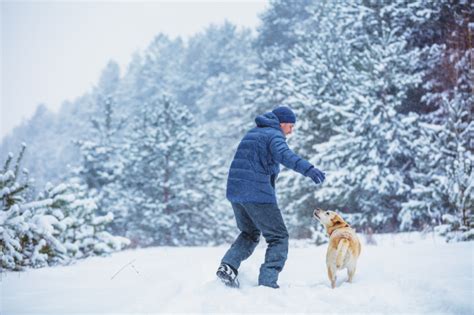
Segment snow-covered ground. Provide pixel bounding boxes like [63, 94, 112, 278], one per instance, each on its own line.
[1, 233, 473, 314]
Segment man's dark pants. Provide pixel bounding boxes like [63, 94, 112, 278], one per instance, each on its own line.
[221, 202, 289, 287]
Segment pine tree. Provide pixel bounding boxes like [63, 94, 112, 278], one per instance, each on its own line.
[121, 95, 220, 246]
[1, 144, 34, 270]
[191, 25, 259, 242]
[137, 34, 185, 108]
[407, 1, 473, 240]
[267, 1, 351, 238]
[313, 1, 436, 231]
[52, 178, 130, 257]
[73, 95, 126, 232]
[256, 0, 314, 68]
[0, 104, 61, 191]
[243, 0, 316, 128]
[1, 144, 128, 271]
[70, 60, 128, 232]
[253, 0, 436, 234]
[1, 144, 70, 270]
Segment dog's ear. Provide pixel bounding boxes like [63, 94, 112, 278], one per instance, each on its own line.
[332, 215, 348, 228]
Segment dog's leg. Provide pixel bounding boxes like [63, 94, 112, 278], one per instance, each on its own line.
[347, 262, 356, 283]
[327, 266, 336, 289]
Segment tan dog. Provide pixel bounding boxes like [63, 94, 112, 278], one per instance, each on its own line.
[313, 208, 361, 288]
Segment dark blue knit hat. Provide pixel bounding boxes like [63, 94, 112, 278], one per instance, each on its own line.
[272, 106, 296, 123]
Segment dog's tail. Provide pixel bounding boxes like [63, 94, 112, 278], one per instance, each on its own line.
[336, 239, 350, 268]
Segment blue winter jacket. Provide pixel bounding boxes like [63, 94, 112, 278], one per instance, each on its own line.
[226, 112, 314, 204]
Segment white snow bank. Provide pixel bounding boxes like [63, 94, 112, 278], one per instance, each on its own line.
[1, 233, 473, 314]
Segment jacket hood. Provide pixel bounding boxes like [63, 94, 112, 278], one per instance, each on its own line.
[255, 112, 281, 130]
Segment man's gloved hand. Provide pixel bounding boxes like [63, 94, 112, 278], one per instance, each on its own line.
[307, 167, 325, 184]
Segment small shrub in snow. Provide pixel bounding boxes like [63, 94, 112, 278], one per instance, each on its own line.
[434, 214, 474, 242]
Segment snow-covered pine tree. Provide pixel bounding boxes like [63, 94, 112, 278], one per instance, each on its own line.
[116, 29, 259, 246]
[255, 0, 314, 69]
[113, 53, 145, 126]
[196, 72, 252, 243]
[73, 95, 126, 233]
[187, 24, 254, 152]
[137, 34, 185, 108]
[49, 178, 130, 258]
[75, 97, 123, 190]
[239, 0, 328, 239]
[399, 50, 472, 235]
[405, 1, 473, 240]
[121, 95, 220, 246]
[189, 23, 257, 122]
[95, 61, 121, 105]
[245, 0, 434, 235]
[265, 1, 352, 239]
[189, 24, 260, 242]
[1, 144, 70, 270]
[1, 144, 129, 271]
[71, 61, 128, 234]
[1, 144, 34, 270]
[307, 0, 433, 232]
[19, 178, 129, 266]
[0, 104, 65, 192]
[242, 0, 316, 127]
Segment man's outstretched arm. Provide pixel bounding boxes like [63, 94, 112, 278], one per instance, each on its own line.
[269, 135, 325, 184]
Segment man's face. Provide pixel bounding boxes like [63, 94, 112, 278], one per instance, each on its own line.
[280, 123, 294, 136]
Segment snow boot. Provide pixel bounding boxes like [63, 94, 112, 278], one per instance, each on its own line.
[216, 263, 240, 288]
[259, 283, 280, 289]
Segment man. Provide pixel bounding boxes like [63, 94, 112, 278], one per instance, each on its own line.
[216, 106, 325, 289]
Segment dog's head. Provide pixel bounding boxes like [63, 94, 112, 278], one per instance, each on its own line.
[313, 208, 349, 235]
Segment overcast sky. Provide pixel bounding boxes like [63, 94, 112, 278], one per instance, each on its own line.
[1, 0, 268, 141]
